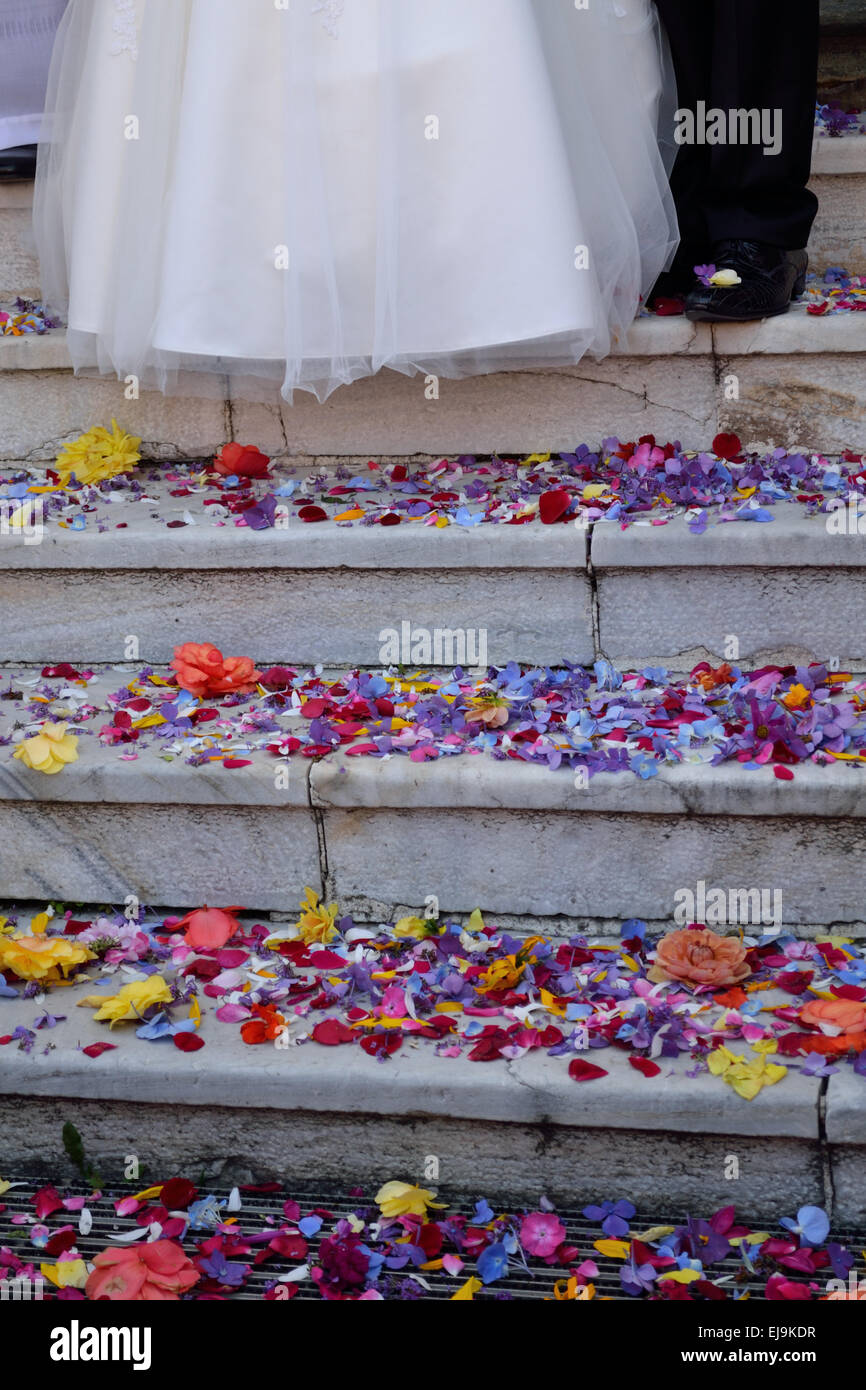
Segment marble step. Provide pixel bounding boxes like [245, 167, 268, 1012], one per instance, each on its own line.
[3, 309, 866, 457]
[820, 2, 866, 107]
[2, 135, 864, 301]
[0, 711, 863, 935]
[0, 972, 840, 1220]
[2, 983, 862, 1221]
[0, 480, 863, 670]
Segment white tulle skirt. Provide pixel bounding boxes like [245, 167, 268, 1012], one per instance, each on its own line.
[0, 0, 69, 150]
[34, 0, 679, 403]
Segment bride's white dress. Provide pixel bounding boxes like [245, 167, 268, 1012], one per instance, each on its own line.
[35, 0, 678, 403]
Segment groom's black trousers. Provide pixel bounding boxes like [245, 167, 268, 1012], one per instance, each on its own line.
[654, 0, 819, 253]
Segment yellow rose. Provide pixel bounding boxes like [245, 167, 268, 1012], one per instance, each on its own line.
[78, 975, 173, 1027]
[13, 722, 79, 774]
[708, 268, 742, 288]
[0, 934, 93, 983]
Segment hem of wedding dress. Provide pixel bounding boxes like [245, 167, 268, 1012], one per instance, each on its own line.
[62, 322, 629, 406]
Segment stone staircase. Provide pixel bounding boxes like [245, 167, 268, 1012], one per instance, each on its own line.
[2, 50, 866, 1220]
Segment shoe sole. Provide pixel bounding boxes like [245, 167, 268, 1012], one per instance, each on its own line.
[684, 301, 797, 324]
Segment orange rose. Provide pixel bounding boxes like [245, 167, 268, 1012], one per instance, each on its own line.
[170, 642, 262, 698]
[175, 905, 244, 950]
[86, 1241, 199, 1301]
[651, 928, 750, 988]
[212, 442, 270, 478]
[799, 998, 866, 1036]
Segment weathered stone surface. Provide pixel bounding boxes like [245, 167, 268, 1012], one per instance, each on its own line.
[0, 206, 39, 298]
[0, 992, 826, 1215]
[592, 509, 864, 569]
[812, 134, 866, 176]
[0, 368, 229, 462]
[809, 172, 866, 271]
[310, 758, 866, 930]
[0, 802, 320, 909]
[598, 566, 866, 668]
[230, 355, 718, 457]
[717, 352, 866, 453]
[826, 1148, 866, 1227]
[0, 493, 589, 570]
[5, 312, 866, 458]
[825, 1064, 866, 1145]
[0, 983, 823, 1135]
[0, 1095, 827, 1219]
[0, 498, 591, 666]
[310, 754, 866, 819]
[819, 34, 866, 106]
[593, 512, 866, 668]
[1, 725, 863, 926]
[0, 565, 592, 666]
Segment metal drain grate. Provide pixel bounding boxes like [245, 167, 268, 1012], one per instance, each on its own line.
[2, 1179, 859, 1300]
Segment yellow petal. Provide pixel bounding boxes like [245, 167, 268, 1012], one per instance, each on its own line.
[594, 1239, 631, 1260]
[451, 1276, 483, 1300]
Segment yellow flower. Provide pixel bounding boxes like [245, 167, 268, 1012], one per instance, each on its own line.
[480, 955, 525, 992]
[13, 722, 79, 774]
[0, 934, 93, 983]
[375, 1181, 447, 1220]
[55, 419, 141, 487]
[707, 1045, 787, 1100]
[709, 268, 742, 288]
[781, 683, 812, 711]
[294, 886, 340, 945]
[41, 1258, 88, 1290]
[393, 916, 435, 939]
[78, 975, 173, 1027]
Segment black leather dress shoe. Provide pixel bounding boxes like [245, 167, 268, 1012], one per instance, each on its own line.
[0, 144, 38, 180]
[684, 241, 808, 323]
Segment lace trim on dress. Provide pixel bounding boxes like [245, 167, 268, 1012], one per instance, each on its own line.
[311, 0, 344, 38]
[111, 0, 139, 60]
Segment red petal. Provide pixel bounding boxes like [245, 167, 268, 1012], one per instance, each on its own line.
[629, 1056, 661, 1078]
[568, 1058, 608, 1082]
[312, 1019, 356, 1046]
[538, 488, 572, 525]
[773, 765, 795, 781]
[81, 1042, 117, 1059]
[300, 699, 327, 719]
[173, 1032, 205, 1052]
